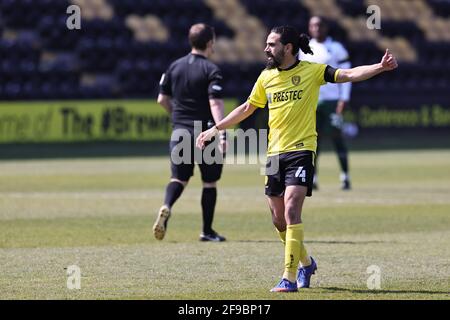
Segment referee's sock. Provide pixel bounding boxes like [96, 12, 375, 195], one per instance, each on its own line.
[201, 187, 217, 234]
[164, 181, 185, 208]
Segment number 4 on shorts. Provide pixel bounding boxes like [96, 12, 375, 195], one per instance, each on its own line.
[295, 166, 306, 182]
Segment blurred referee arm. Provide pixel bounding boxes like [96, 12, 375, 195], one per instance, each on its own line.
[208, 69, 235, 153]
[157, 93, 172, 114]
[209, 98, 227, 153]
[196, 102, 257, 149]
[335, 49, 398, 83]
[209, 98, 225, 123]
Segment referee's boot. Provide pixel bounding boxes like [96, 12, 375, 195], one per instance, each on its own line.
[199, 229, 226, 242]
[340, 173, 351, 190]
[153, 205, 171, 240]
[341, 179, 351, 190]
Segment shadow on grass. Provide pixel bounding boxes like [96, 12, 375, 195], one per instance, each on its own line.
[308, 240, 391, 244]
[321, 287, 449, 295]
[232, 240, 391, 244]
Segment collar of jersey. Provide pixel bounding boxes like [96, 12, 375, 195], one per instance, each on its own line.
[190, 53, 207, 59]
[277, 59, 300, 72]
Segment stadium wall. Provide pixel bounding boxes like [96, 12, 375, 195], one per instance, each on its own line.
[0, 99, 238, 143]
[0, 100, 449, 144]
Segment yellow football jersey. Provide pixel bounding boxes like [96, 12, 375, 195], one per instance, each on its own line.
[248, 60, 335, 156]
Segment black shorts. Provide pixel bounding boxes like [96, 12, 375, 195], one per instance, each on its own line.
[169, 128, 223, 183]
[265, 151, 315, 197]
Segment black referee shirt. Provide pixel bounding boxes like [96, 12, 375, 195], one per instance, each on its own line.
[159, 53, 224, 128]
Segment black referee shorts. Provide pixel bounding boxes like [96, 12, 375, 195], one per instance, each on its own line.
[265, 151, 315, 197]
[169, 129, 223, 183]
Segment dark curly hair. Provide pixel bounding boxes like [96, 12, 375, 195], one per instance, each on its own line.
[271, 25, 313, 55]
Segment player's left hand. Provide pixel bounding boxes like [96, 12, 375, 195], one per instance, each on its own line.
[196, 126, 218, 149]
[381, 49, 398, 71]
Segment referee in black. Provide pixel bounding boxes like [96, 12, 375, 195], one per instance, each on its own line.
[153, 23, 227, 242]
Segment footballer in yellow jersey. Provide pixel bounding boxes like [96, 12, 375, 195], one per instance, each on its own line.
[248, 59, 338, 156]
[196, 25, 397, 293]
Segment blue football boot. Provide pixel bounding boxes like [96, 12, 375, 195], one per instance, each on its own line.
[270, 278, 298, 292]
[297, 257, 317, 288]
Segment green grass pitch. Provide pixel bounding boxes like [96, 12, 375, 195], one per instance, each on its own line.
[0, 150, 449, 299]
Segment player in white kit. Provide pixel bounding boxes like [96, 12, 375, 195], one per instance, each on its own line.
[299, 16, 352, 190]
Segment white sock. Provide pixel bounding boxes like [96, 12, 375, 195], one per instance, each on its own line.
[340, 172, 349, 181]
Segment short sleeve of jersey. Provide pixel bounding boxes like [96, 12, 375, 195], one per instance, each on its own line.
[159, 66, 172, 96]
[314, 63, 338, 85]
[315, 63, 328, 86]
[208, 66, 224, 99]
[247, 73, 267, 108]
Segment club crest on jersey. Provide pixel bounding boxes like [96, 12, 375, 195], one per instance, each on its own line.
[291, 75, 301, 86]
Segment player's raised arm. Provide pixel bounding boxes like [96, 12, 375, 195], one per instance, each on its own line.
[196, 102, 258, 149]
[335, 49, 398, 83]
